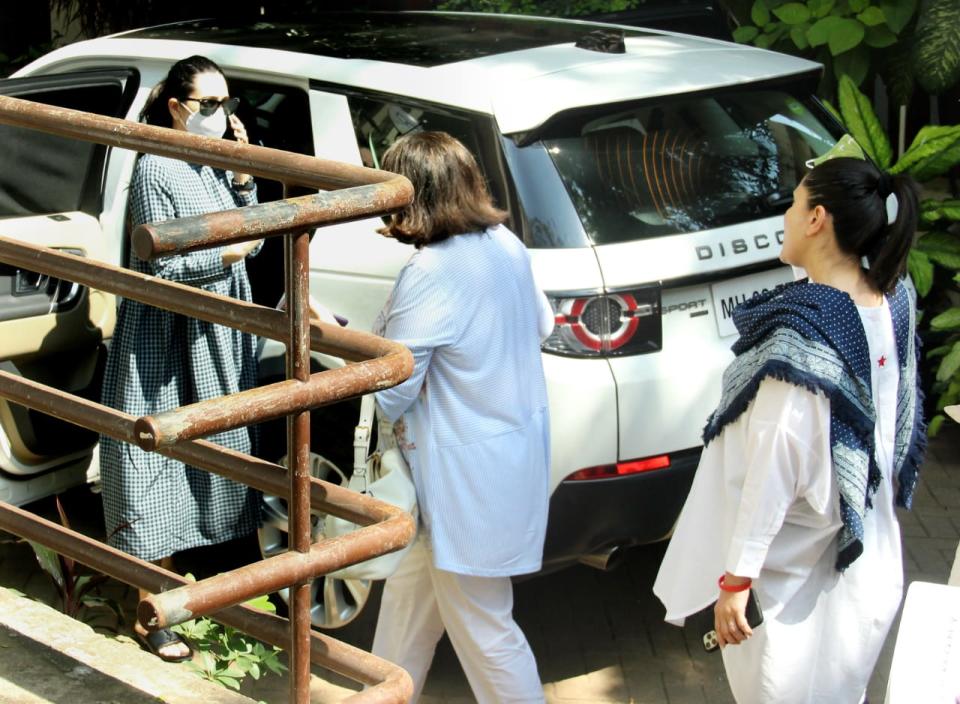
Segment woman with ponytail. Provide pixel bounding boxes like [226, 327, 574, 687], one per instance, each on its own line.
[654, 156, 926, 703]
[100, 55, 262, 662]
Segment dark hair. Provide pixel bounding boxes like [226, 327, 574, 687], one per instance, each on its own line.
[803, 157, 919, 294]
[139, 55, 224, 127]
[378, 131, 507, 247]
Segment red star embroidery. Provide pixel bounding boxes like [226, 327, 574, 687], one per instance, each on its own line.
[878, 355, 887, 367]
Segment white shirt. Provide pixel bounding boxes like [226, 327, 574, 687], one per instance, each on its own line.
[654, 298, 903, 703]
[375, 225, 552, 577]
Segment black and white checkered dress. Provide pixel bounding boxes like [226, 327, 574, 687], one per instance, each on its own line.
[100, 154, 261, 561]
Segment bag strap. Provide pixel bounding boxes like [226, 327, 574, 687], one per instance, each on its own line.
[353, 394, 376, 483]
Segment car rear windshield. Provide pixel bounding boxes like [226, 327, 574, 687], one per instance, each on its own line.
[542, 90, 837, 245]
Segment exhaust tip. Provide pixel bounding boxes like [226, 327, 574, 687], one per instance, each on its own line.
[578, 546, 625, 572]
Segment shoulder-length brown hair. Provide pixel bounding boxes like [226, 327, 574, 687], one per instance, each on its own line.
[378, 131, 507, 247]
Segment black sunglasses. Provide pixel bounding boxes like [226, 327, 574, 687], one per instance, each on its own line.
[181, 96, 240, 117]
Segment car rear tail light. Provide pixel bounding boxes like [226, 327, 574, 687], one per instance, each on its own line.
[542, 284, 661, 357]
[565, 454, 671, 481]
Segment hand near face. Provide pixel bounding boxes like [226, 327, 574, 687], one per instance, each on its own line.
[229, 114, 248, 144]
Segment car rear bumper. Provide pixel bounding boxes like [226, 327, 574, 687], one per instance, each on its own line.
[540, 447, 701, 571]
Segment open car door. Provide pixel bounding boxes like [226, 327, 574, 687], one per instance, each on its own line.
[0, 68, 137, 503]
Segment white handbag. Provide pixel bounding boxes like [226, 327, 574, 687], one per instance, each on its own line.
[324, 394, 418, 580]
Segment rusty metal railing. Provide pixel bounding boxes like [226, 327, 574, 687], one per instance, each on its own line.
[0, 94, 416, 703]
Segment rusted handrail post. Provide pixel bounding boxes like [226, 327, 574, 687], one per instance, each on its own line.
[0, 94, 417, 704]
[285, 194, 314, 701]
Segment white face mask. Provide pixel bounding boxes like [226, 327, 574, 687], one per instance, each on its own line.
[183, 105, 227, 139]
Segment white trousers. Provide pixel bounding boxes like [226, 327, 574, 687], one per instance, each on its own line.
[372, 536, 545, 704]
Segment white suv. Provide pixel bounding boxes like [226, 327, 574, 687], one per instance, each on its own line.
[0, 12, 838, 627]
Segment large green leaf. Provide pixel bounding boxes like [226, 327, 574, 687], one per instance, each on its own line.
[734, 25, 760, 42]
[937, 340, 960, 382]
[879, 39, 915, 106]
[849, 0, 870, 11]
[834, 45, 871, 85]
[891, 124, 960, 181]
[769, 24, 791, 46]
[920, 199, 960, 224]
[837, 74, 893, 167]
[864, 24, 897, 47]
[912, 0, 960, 95]
[808, 15, 842, 46]
[245, 593, 277, 614]
[791, 23, 811, 48]
[829, 18, 866, 55]
[931, 307, 960, 331]
[914, 230, 960, 269]
[754, 33, 775, 48]
[809, 0, 836, 17]
[27, 542, 64, 591]
[857, 6, 886, 26]
[881, 0, 917, 33]
[928, 343, 954, 359]
[929, 413, 945, 437]
[773, 2, 810, 23]
[752, 0, 771, 26]
[907, 249, 934, 297]
[821, 98, 844, 126]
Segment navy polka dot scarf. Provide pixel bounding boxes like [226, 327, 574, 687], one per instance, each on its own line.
[703, 279, 926, 570]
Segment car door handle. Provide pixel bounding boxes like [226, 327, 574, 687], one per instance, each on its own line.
[0, 249, 84, 321]
[13, 268, 50, 295]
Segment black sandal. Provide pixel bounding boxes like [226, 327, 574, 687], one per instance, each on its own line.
[136, 628, 193, 663]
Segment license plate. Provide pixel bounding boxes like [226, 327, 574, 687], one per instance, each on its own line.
[711, 267, 794, 338]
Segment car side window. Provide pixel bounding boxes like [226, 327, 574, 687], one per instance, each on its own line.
[346, 95, 512, 228]
[228, 79, 314, 204]
[0, 73, 136, 218]
[226, 79, 313, 308]
[348, 96, 483, 169]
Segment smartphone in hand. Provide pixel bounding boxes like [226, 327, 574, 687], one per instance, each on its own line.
[700, 588, 764, 652]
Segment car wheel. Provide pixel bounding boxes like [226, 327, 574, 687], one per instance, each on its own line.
[258, 453, 373, 630]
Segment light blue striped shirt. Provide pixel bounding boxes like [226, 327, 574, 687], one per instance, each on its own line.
[376, 225, 551, 577]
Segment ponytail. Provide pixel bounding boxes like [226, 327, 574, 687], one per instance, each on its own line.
[139, 80, 171, 126]
[803, 157, 920, 294]
[865, 172, 919, 294]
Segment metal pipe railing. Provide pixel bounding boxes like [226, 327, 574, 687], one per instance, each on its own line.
[0, 370, 399, 527]
[0, 93, 416, 703]
[0, 95, 412, 194]
[0, 235, 408, 363]
[132, 185, 406, 259]
[0, 503, 413, 703]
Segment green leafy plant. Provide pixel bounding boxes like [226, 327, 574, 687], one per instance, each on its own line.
[730, 0, 960, 159]
[171, 588, 286, 691]
[26, 496, 124, 631]
[731, 0, 919, 91]
[833, 76, 960, 436]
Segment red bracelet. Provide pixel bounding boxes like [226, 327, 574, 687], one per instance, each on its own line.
[718, 575, 752, 592]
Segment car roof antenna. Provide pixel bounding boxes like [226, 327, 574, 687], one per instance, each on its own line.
[575, 29, 626, 54]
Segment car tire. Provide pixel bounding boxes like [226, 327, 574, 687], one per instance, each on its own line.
[258, 451, 384, 635]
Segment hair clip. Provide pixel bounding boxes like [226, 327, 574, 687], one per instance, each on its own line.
[885, 192, 899, 225]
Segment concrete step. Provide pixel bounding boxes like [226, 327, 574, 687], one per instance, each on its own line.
[0, 586, 257, 704]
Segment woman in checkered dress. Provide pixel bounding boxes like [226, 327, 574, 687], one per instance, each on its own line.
[99, 56, 262, 660]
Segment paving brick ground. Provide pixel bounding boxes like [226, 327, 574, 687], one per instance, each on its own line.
[1, 423, 957, 703]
